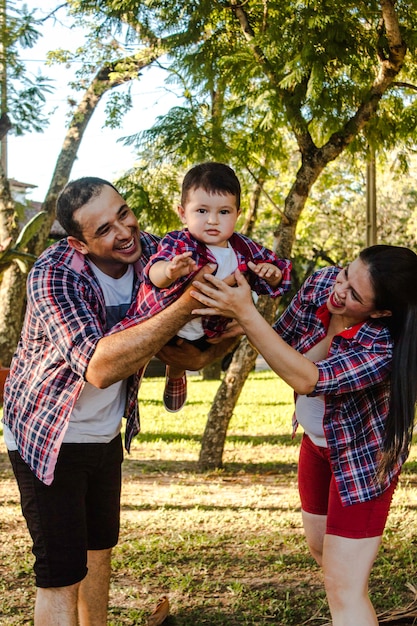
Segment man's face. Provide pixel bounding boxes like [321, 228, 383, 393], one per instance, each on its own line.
[68, 184, 142, 278]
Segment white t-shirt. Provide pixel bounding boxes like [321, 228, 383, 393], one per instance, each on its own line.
[63, 262, 134, 443]
[295, 394, 326, 447]
[178, 243, 238, 341]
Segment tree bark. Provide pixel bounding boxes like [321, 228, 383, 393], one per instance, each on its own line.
[0, 166, 19, 366]
[241, 175, 264, 238]
[199, 295, 277, 469]
[0, 264, 26, 364]
[0, 163, 16, 243]
[202, 359, 223, 381]
[0, 52, 162, 366]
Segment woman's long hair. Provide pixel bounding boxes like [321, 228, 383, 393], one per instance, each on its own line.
[360, 245, 417, 477]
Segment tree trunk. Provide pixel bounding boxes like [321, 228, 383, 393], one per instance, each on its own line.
[0, 162, 16, 242]
[0, 265, 26, 365]
[0, 53, 162, 365]
[241, 175, 264, 238]
[197, 0, 407, 471]
[0, 165, 20, 365]
[199, 294, 277, 469]
[202, 358, 223, 380]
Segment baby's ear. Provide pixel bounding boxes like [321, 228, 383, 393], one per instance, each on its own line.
[177, 205, 187, 225]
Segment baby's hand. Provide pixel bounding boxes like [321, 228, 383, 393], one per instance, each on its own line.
[247, 261, 282, 287]
[166, 251, 197, 281]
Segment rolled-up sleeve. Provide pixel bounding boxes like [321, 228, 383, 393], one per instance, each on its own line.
[313, 343, 393, 397]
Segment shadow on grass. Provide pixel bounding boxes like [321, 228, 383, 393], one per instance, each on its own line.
[124, 457, 299, 476]
[142, 398, 291, 408]
[121, 500, 301, 513]
[136, 432, 299, 447]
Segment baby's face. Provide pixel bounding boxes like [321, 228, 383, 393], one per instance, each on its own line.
[178, 187, 240, 247]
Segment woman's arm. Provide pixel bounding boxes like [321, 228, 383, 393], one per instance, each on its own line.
[191, 269, 319, 394]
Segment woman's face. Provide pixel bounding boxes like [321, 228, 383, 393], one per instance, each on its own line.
[326, 257, 391, 328]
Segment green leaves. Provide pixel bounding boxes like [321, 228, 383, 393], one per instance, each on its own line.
[14, 210, 48, 249]
[66, 0, 416, 261]
[0, 211, 48, 276]
[2, 2, 53, 135]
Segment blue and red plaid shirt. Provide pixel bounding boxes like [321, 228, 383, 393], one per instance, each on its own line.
[134, 229, 292, 336]
[273, 265, 403, 506]
[2, 232, 160, 485]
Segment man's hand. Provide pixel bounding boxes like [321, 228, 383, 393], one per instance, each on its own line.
[205, 319, 243, 343]
[157, 332, 241, 371]
[177, 263, 218, 310]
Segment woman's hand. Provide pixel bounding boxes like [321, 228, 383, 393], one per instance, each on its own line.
[190, 269, 255, 322]
[191, 267, 319, 395]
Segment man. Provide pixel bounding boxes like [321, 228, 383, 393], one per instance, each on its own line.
[2, 177, 237, 626]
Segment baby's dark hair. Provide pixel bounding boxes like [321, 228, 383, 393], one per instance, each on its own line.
[181, 162, 241, 209]
[56, 177, 119, 241]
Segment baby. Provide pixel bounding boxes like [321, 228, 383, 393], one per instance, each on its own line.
[138, 162, 291, 411]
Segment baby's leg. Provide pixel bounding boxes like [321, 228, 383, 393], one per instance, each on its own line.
[163, 366, 187, 413]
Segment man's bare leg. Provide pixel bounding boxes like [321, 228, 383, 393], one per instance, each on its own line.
[78, 548, 112, 626]
[35, 584, 79, 626]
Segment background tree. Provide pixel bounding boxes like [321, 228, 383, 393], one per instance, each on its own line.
[85, 0, 416, 467]
[0, 0, 52, 364]
[199, 0, 414, 469]
[1, 1, 416, 471]
[0, 3, 173, 365]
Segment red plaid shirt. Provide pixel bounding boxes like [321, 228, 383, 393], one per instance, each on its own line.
[273, 266, 403, 506]
[134, 229, 292, 336]
[2, 233, 160, 485]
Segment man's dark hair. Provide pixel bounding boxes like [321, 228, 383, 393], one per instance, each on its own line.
[181, 162, 241, 209]
[56, 177, 119, 241]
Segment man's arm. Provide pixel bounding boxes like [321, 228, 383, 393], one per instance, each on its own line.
[86, 267, 213, 388]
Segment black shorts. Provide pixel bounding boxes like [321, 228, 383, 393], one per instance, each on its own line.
[9, 434, 123, 588]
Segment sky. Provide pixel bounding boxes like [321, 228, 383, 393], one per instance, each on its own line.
[7, 2, 180, 202]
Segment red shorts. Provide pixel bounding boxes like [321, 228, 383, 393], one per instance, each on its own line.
[298, 434, 398, 539]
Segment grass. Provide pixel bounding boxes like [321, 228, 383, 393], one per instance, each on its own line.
[1, 369, 417, 624]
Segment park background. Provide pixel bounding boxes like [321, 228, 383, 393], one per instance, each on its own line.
[1, 1, 417, 623]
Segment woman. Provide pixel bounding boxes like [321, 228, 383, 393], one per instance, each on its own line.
[191, 245, 417, 626]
